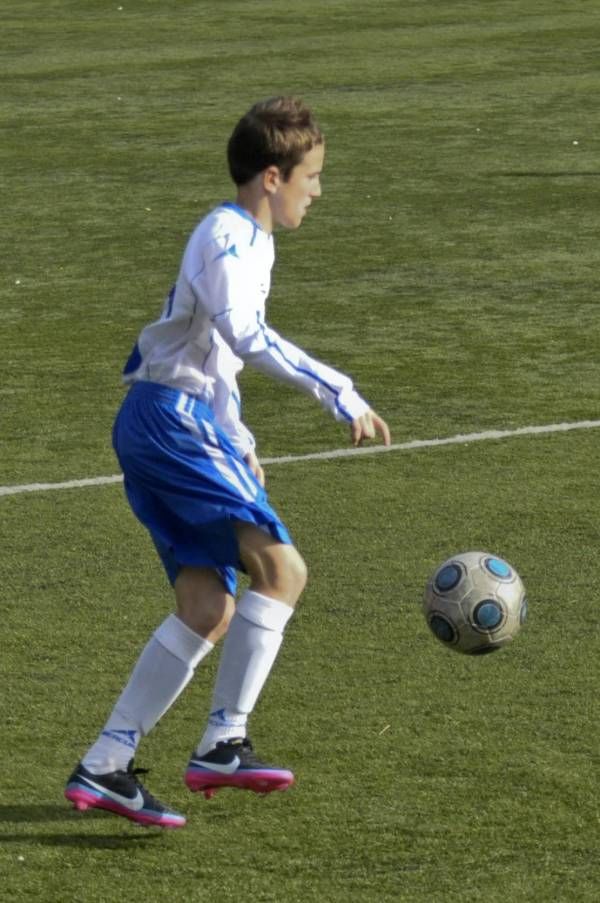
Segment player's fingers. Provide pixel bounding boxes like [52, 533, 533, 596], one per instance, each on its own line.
[351, 412, 390, 447]
[362, 411, 376, 438]
[372, 413, 391, 446]
[351, 419, 362, 446]
[244, 452, 265, 486]
[250, 460, 265, 486]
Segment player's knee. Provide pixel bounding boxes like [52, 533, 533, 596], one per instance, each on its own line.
[244, 543, 307, 606]
[266, 544, 307, 605]
[286, 546, 308, 598]
[235, 523, 307, 605]
[174, 567, 235, 642]
[203, 595, 236, 640]
[180, 594, 235, 642]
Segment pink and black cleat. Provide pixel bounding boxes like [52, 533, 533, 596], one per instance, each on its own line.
[184, 737, 295, 800]
[65, 759, 186, 828]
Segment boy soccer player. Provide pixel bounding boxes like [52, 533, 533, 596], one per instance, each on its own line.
[65, 97, 390, 828]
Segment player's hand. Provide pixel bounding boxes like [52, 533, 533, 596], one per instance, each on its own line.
[244, 450, 265, 486]
[350, 410, 391, 447]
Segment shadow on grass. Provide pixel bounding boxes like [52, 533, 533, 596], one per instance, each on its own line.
[1, 831, 163, 849]
[0, 803, 97, 824]
[0, 804, 168, 846]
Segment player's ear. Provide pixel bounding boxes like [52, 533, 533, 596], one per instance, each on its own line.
[263, 165, 281, 195]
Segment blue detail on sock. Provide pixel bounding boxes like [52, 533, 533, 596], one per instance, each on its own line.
[101, 729, 139, 750]
[208, 708, 245, 727]
[209, 708, 227, 724]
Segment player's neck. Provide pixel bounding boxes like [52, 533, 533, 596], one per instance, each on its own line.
[235, 185, 273, 234]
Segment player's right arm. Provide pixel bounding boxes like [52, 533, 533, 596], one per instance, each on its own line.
[350, 410, 391, 448]
[199, 252, 389, 444]
[191, 215, 391, 447]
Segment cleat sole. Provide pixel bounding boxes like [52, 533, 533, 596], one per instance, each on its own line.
[64, 787, 186, 829]
[185, 769, 294, 797]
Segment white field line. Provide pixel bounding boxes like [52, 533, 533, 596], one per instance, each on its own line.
[1, 418, 599, 499]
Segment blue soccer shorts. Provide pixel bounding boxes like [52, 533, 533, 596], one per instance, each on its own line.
[112, 381, 292, 595]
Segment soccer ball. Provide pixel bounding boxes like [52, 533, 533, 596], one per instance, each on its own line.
[423, 551, 527, 655]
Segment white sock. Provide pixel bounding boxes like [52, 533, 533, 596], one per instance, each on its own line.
[195, 590, 294, 756]
[82, 614, 213, 774]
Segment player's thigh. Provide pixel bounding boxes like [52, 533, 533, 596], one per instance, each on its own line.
[234, 521, 307, 605]
[174, 566, 235, 642]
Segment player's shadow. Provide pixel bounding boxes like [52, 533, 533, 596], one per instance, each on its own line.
[0, 803, 86, 824]
[0, 804, 164, 847]
[2, 831, 161, 848]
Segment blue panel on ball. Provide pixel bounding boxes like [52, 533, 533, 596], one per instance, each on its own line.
[485, 557, 512, 579]
[435, 564, 462, 592]
[430, 615, 456, 643]
[520, 598, 528, 624]
[474, 600, 503, 629]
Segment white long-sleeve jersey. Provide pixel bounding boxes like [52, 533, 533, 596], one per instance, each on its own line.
[123, 202, 370, 456]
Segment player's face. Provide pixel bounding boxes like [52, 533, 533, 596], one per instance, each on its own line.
[271, 143, 325, 230]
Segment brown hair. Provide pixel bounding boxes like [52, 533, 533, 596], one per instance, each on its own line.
[227, 96, 323, 186]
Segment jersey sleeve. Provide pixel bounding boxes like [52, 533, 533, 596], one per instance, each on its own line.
[193, 232, 370, 425]
[213, 308, 370, 423]
[192, 235, 258, 321]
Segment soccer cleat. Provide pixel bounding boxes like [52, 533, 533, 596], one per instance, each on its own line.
[64, 759, 186, 828]
[184, 737, 295, 799]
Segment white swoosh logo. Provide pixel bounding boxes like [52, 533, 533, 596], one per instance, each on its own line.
[194, 755, 240, 775]
[83, 777, 145, 811]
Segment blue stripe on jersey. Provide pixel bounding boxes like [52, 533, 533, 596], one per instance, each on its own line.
[220, 202, 264, 236]
[256, 316, 353, 422]
[213, 243, 239, 262]
[123, 342, 142, 376]
[201, 334, 215, 375]
[165, 285, 176, 318]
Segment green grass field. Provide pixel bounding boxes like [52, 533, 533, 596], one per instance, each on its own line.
[2, 1, 599, 900]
